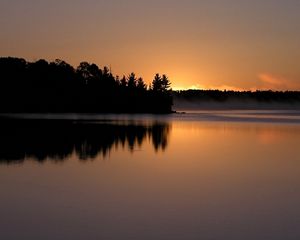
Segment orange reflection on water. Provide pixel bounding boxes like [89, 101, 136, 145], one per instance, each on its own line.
[1, 120, 300, 239]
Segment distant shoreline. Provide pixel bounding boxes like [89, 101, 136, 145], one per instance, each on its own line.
[173, 89, 300, 111]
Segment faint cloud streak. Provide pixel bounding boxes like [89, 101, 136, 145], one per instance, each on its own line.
[256, 73, 300, 91]
[174, 73, 300, 91]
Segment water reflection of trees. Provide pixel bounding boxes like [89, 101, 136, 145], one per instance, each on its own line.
[0, 119, 170, 164]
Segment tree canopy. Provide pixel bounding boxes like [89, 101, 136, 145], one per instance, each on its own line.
[0, 57, 173, 113]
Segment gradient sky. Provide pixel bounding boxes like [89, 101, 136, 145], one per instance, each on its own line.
[1, 0, 300, 90]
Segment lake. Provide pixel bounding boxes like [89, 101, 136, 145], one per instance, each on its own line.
[0, 111, 300, 240]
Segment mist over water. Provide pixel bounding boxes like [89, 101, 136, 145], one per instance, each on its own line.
[173, 97, 300, 111]
[0, 113, 300, 240]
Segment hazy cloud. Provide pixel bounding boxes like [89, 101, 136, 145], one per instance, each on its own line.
[256, 73, 300, 91]
[174, 73, 300, 91]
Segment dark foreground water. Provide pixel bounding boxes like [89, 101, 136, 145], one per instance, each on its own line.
[0, 111, 300, 240]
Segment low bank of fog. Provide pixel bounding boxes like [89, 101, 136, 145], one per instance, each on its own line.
[173, 97, 300, 111]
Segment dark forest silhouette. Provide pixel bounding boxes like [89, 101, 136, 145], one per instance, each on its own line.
[0, 118, 170, 164]
[0, 57, 173, 113]
[2, 57, 300, 113]
[174, 89, 300, 102]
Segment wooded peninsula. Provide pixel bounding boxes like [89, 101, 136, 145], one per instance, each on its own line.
[1, 57, 300, 113]
[0, 57, 173, 113]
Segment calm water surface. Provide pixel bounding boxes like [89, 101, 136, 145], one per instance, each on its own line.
[0, 111, 300, 240]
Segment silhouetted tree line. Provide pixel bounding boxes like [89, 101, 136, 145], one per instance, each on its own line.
[0, 118, 170, 164]
[173, 89, 300, 103]
[0, 57, 173, 113]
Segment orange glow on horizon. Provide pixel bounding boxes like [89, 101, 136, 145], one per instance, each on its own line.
[1, 1, 300, 91]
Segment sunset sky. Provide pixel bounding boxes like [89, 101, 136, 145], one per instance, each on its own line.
[1, 0, 300, 90]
